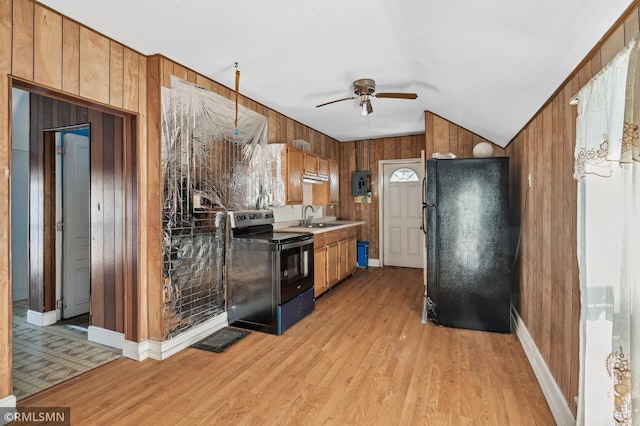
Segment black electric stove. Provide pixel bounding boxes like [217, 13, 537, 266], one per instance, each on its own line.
[227, 210, 315, 334]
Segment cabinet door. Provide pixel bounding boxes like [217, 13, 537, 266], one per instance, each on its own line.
[303, 152, 318, 176]
[314, 247, 327, 297]
[329, 160, 339, 204]
[338, 239, 350, 280]
[312, 181, 329, 205]
[326, 243, 340, 286]
[348, 237, 357, 275]
[318, 158, 330, 179]
[285, 145, 304, 204]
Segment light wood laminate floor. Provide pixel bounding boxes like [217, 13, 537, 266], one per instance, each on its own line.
[20, 267, 555, 425]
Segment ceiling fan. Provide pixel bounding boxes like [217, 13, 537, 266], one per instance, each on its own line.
[316, 78, 418, 116]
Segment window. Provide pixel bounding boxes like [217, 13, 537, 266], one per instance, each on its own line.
[390, 167, 419, 182]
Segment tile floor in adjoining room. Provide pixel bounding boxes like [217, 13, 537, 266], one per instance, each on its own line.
[12, 300, 122, 400]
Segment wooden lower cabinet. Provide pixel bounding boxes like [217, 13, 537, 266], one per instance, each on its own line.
[326, 242, 340, 287]
[348, 236, 357, 275]
[338, 239, 350, 280]
[314, 226, 359, 297]
[314, 245, 327, 298]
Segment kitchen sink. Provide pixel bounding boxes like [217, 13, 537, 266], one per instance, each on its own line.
[299, 222, 340, 228]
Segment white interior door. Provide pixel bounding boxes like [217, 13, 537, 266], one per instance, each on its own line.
[382, 161, 424, 268]
[61, 132, 91, 318]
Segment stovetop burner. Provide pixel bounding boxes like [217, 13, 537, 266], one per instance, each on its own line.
[233, 231, 312, 244]
[228, 210, 312, 244]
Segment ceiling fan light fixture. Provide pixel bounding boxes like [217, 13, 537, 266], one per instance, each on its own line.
[360, 94, 372, 116]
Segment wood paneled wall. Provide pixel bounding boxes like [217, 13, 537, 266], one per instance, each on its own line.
[338, 118, 503, 260]
[0, 0, 148, 399]
[425, 111, 506, 159]
[506, 3, 640, 414]
[27, 94, 130, 333]
[144, 55, 341, 340]
[338, 134, 425, 260]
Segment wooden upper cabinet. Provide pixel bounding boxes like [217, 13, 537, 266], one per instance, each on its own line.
[318, 157, 330, 180]
[272, 143, 336, 205]
[329, 160, 339, 204]
[285, 145, 304, 204]
[312, 159, 340, 205]
[304, 152, 318, 177]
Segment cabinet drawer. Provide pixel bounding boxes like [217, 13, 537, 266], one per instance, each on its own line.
[325, 230, 338, 245]
[348, 227, 357, 238]
[314, 234, 326, 249]
[336, 229, 348, 241]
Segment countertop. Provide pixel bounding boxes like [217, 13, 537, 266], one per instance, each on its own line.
[274, 219, 366, 234]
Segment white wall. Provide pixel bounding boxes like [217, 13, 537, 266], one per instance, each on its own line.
[11, 88, 29, 301]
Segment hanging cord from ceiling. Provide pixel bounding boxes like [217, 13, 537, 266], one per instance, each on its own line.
[234, 62, 240, 135]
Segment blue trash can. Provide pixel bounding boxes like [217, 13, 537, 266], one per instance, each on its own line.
[357, 241, 369, 268]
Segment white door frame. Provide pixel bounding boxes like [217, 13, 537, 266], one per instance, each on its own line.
[378, 154, 424, 267]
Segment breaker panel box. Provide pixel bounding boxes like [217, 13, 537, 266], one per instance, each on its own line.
[352, 171, 371, 196]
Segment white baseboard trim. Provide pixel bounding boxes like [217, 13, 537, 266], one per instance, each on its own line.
[0, 395, 16, 408]
[367, 258, 381, 267]
[122, 312, 228, 362]
[26, 309, 57, 327]
[122, 339, 150, 361]
[88, 326, 125, 350]
[511, 305, 575, 426]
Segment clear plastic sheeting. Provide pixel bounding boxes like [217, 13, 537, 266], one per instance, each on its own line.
[160, 76, 269, 339]
[266, 144, 286, 207]
[162, 76, 270, 210]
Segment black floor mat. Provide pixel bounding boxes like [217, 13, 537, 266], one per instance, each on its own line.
[191, 327, 250, 353]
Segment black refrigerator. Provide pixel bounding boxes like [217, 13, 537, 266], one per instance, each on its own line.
[422, 157, 511, 333]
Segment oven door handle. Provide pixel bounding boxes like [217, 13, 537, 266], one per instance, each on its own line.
[280, 238, 314, 251]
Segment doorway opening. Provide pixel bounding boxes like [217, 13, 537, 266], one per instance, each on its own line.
[379, 158, 425, 268]
[9, 85, 138, 400]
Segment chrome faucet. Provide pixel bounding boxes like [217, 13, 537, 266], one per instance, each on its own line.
[302, 205, 315, 226]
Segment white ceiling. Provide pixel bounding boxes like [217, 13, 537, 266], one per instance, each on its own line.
[39, 0, 633, 147]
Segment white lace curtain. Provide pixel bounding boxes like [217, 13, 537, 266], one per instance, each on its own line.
[574, 35, 640, 425]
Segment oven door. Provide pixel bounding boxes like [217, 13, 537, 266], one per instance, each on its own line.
[278, 239, 314, 304]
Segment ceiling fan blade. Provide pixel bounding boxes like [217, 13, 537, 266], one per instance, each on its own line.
[374, 92, 418, 100]
[316, 96, 357, 108]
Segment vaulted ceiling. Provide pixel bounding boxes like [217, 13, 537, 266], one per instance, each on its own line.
[38, 0, 633, 147]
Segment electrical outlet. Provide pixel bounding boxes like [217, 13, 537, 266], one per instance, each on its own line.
[527, 173, 532, 188]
